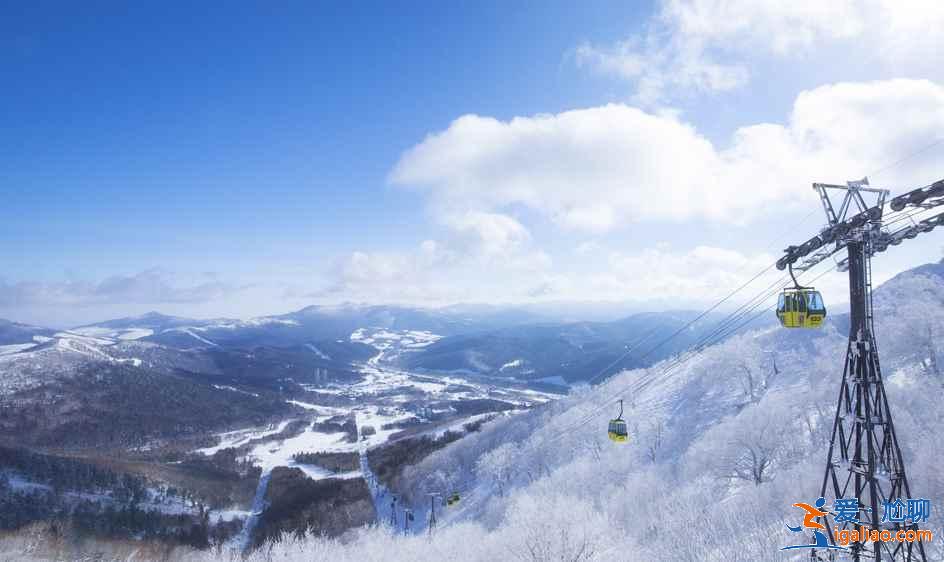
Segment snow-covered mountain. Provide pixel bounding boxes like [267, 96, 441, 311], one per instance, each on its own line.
[0, 305, 533, 448]
[0, 306, 744, 396]
[0, 320, 220, 396]
[0, 318, 56, 346]
[399, 310, 746, 384]
[159, 259, 943, 562]
[2, 263, 942, 561]
[51, 305, 545, 351]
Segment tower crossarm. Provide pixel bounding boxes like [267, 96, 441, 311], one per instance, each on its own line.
[874, 210, 944, 254]
[888, 178, 944, 211]
[776, 178, 944, 272]
[776, 204, 883, 271]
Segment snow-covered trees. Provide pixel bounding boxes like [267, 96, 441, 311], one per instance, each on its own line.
[643, 419, 664, 463]
[475, 443, 517, 497]
[201, 289, 936, 561]
[874, 272, 944, 379]
[687, 403, 798, 486]
[7, 266, 938, 562]
[504, 495, 613, 562]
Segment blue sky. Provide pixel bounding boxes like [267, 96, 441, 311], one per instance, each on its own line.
[2, 1, 650, 276]
[2, 1, 944, 326]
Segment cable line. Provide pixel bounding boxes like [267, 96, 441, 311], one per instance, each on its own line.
[583, 208, 820, 387]
[544, 263, 836, 446]
[868, 137, 944, 178]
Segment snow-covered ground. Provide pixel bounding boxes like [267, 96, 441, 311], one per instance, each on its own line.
[285, 400, 346, 415]
[200, 335, 556, 551]
[212, 384, 260, 397]
[429, 412, 504, 439]
[245, 422, 360, 480]
[239, 405, 415, 479]
[305, 343, 331, 360]
[0, 330, 154, 394]
[3, 471, 242, 523]
[350, 328, 442, 353]
[0, 343, 37, 355]
[498, 359, 522, 371]
[181, 267, 944, 562]
[236, 470, 273, 551]
[311, 358, 558, 406]
[1, 319, 565, 554]
[161, 327, 220, 347]
[69, 326, 154, 341]
[196, 421, 294, 456]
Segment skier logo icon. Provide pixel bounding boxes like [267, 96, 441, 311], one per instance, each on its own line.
[780, 497, 847, 551]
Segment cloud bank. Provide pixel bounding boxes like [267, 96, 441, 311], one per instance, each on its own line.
[0, 269, 235, 309]
[391, 80, 944, 235]
[576, 0, 944, 104]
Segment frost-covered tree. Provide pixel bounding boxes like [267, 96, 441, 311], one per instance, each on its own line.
[643, 419, 664, 463]
[476, 443, 517, 497]
[504, 495, 613, 562]
[874, 272, 944, 378]
[688, 403, 797, 486]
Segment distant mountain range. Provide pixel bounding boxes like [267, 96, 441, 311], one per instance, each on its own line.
[396, 310, 747, 384]
[0, 284, 855, 449]
[0, 301, 771, 396]
[1, 260, 940, 553]
[0, 318, 56, 345]
[53, 304, 547, 350]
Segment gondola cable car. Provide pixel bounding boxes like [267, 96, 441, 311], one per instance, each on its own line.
[607, 399, 629, 443]
[776, 263, 827, 329]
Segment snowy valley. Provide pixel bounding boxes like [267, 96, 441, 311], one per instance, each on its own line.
[188, 264, 944, 562]
[1, 261, 942, 561]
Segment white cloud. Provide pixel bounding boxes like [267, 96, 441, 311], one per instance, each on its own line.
[662, 0, 863, 54]
[509, 244, 779, 306]
[336, 240, 453, 286]
[0, 269, 235, 309]
[576, 0, 944, 104]
[320, 232, 782, 307]
[342, 251, 413, 284]
[390, 80, 944, 234]
[322, 219, 552, 305]
[444, 211, 532, 259]
[575, 38, 748, 105]
[391, 105, 719, 231]
[574, 240, 602, 256]
[601, 245, 773, 298]
[374, 4, 944, 309]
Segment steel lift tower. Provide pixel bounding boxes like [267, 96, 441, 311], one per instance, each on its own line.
[777, 177, 944, 561]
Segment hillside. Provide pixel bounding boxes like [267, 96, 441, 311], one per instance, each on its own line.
[1, 263, 942, 561]
[397, 311, 742, 384]
[173, 260, 942, 561]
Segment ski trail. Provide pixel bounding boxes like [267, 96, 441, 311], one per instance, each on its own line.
[357, 416, 394, 528]
[358, 432, 383, 504]
[236, 468, 272, 551]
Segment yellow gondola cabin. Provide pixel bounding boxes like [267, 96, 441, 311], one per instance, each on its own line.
[777, 287, 826, 328]
[608, 399, 629, 443]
